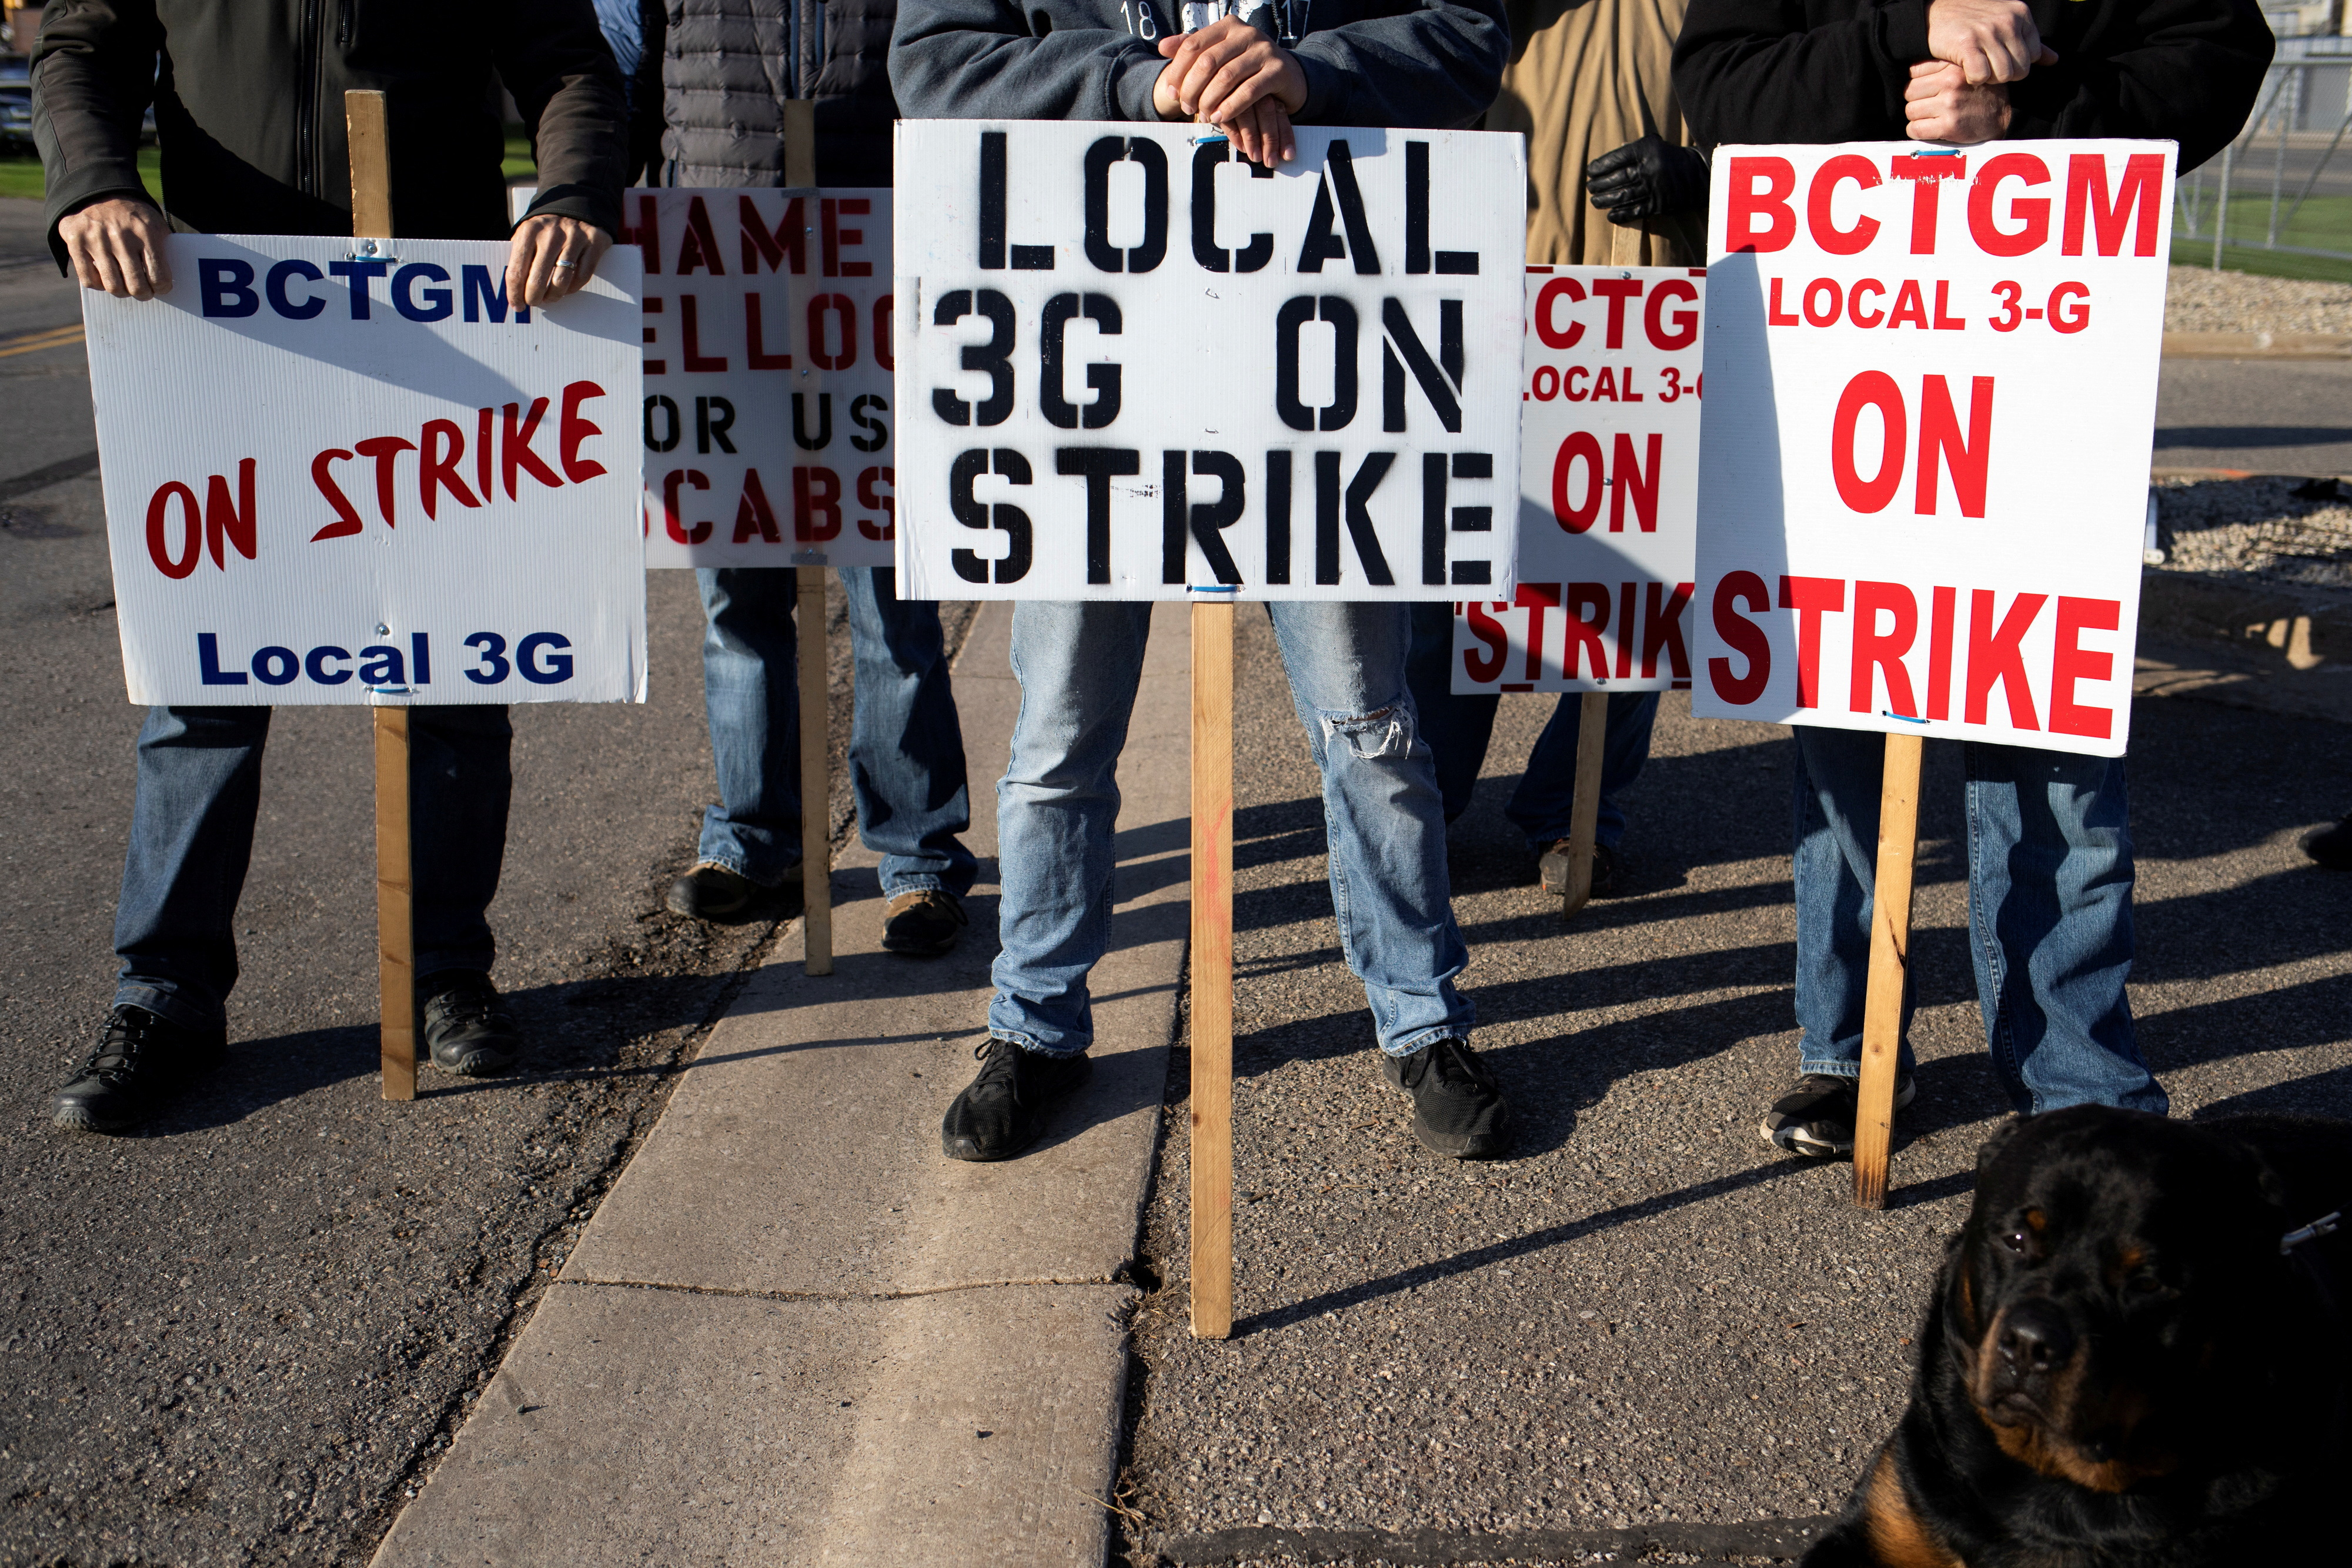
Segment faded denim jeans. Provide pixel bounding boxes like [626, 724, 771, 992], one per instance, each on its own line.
[989, 600, 1474, 1058]
[1790, 726, 2166, 1116]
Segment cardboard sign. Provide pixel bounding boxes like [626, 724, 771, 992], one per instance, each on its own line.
[85, 234, 646, 706]
[1690, 140, 2172, 758]
[1452, 264, 1704, 695]
[621, 189, 899, 569]
[893, 121, 1525, 600]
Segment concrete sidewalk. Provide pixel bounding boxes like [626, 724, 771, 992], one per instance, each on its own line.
[372, 602, 1191, 1567]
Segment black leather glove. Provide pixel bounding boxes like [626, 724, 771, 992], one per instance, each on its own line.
[1584, 135, 1710, 226]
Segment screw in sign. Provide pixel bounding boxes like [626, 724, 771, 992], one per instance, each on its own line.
[1689, 139, 2173, 758]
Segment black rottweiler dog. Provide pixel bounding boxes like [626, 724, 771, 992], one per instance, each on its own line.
[1806, 1106, 2352, 1567]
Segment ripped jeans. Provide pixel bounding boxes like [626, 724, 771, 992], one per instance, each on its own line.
[989, 600, 1474, 1058]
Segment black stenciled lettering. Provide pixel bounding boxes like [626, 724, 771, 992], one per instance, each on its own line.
[695, 395, 737, 454]
[950, 447, 1034, 583]
[1421, 452, 1446, 584]
[849, 393, 889, 453]
[1084, 137, 1170, 275]
[1190, 450, 1246, 586]
[1039, 293, 1124, 430]
[644, 394, 681, 452]
[1451, 450, 1492, 530]
[1380, 297, 1463, 433]
[791, 392, 832, 450]
[1265, 451, 1292, 584]
[932, 289, 1017, 427]
[979, 133, 1007, 270]
[1275, 296, 1359, 433]
[1406, 142, 1431, 275]
[1191, 143, 1274, 274]
[1057, 447, 1140, 584]
[1295, 141, 1381, 275]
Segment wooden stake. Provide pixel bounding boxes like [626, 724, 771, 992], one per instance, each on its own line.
[346, 89, 416, 1102]
[1853, 731, 1924, 1209]
[1558, 690, 1609, 920]
[783, 99, 817, 186]
[1190, 599, 1235, 1340]
[798, 565, 834, 977]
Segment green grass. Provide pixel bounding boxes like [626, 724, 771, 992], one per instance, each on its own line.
[0, 138, 530, 203]
[2171, 192, 2352, 284]
[0, 145, 161, 203]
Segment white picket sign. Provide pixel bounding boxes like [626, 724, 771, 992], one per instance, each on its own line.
[893, 120, 1526, 600]
[1452, 263, 1705, 695]
[85, 234, 646, 706]
[1690, 139, 2173, 758]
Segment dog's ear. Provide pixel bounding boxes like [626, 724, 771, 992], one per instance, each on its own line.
[1974, 1114, 2028, 1181]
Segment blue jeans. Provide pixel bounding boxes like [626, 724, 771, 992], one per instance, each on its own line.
[1404, 600, 1658, 851]
[115, 704, 511, 1031]
[1790, 727, 2166, 1116]
[694, 566, 977, 898]
[990, 600, 1474, 1059]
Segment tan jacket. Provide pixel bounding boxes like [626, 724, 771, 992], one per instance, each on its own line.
[1487, 0, 1703, 267]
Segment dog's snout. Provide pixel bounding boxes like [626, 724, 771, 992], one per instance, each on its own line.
[1999, 1300, 2076, 1379]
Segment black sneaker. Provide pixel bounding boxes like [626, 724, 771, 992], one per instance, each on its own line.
[1760, 1072, 1916, 1158]
[52, 1005, 226, 1133]
[1382, 1037, 1511, 1158]
[1537, 840, 1628, 899]
[420, 971, 523, 1077]
[941, 1037, 1093, 1162]
[2302, 816, 2352, 870]
[883, 889, 967, 957]
[666, 863, 760, 920]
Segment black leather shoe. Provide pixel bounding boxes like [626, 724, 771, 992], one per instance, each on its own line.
[1382, 1037, 1511, 1158]
[420, 971, 522, 1076]
[883, 890, 967, 957]
[52, 1005, 225, 1134]
[941, 1037, 1093, 1161]
[2303, 816, 2352, 870]
[667, 863, 757, 919]
[1538, 839, 1628, 899]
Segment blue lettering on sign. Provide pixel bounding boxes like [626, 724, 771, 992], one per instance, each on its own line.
[197, 633, 249, 684]
[517, 631, 574, 684]
[193, 632, 582, 688]
[197, 255, 530, 325]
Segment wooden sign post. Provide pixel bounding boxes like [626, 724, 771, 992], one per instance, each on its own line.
[1190, 597, 1236, 1340]
[346, 89, 419, 1104]
[783, 100, 834, 978]
[1556, 690, 1609, 921]
[1852, 732, 1923, 1208]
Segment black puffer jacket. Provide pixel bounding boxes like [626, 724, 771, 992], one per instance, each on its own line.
[655, 0, 897, 187]
[32, 0, 626, 261]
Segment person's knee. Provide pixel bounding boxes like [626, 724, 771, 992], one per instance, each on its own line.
[1317, 698, 1415, 761]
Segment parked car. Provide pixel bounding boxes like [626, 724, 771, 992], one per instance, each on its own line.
[0, 54, 29, 154]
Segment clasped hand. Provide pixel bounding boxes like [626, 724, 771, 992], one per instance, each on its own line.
[1152, 16, 1308, 168]
[1909, 0, 2059, 145]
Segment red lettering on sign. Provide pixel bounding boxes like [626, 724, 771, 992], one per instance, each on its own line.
[310, 449, 365, 542]
[663, 468, 713, 544]
[1808, 155, 1882, 255]
[2063, 153, 2164, 258]
[821, 198, 873, 278]
[857, 466, 896, 540]
[1831, 372, 1907, 513]
[1515, 583, 1559, 680]
[1887, 280, 1929, 329]
[1966, 589, 2045, 728]
[1926, 584, 1957, 720]
[1643, 581, 1694, 680]
[204, 459, 257, 570]
[1967, 153, 2051, 256]
[745, 293, 792, 369]
[353, 436, 415, 526]
[1889, 155, 1965, 253]
[146, 480, 203, 577]
[1726, 158, 1797, 253]
[1611, 433, 1661, 533]
[808, 293, 858, 370]
[1553, 432, 1604, 532]
[1778, 574, 1847, 709]
[1768, 276, 1800, 326]
[419, 419, 481, 519]
[680, 295, 729, 373]
[1565, 581, 1612, 680]
[677, 195, 727, 275]
[502, 399, 562, 499]
[1850, 579, 1919, 717]
[560, 380, 609, 484]
[1463, 600, 1509, 683]
[1917, 375, 1993, 517]
[1645, 279, 1698, 350]
[1535, 277, 1586, 349]
[1591, 278, 1642, 349]
[2050, 596, 2120, 738]
[1849, 278, 1886, 327]
[794, 465, 844, 541]
[733, 468, 782, 544]
[741, 195, 808, 274]
[1709, 571, 1772, 704]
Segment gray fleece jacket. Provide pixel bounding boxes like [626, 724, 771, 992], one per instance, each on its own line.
[890, 0, 1507, 131]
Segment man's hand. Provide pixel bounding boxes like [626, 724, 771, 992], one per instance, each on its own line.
[1926, 0, 2056, 85]
[507, 213, 614, 308]
[1905, 59, 2013, 143]
[1152, 17, 1307, 163]
[1585, 135, 1710, 225]
[58, 198, 173, 300]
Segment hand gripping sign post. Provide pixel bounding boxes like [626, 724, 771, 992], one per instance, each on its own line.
[620, 105, 894, 972]
[83, 90, 646, 1100]
[1691, 139, 2173, 1205]
[896, 119, 1524, 1336]
[1453, 264, 1705, 918]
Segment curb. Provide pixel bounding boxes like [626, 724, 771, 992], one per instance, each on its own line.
[2163, 330, 2352, 359]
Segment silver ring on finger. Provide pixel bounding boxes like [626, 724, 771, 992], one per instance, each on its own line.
[552, 258, 580, 270]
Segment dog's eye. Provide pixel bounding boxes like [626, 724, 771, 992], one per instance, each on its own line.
[2001, 1231, 2029, 1254]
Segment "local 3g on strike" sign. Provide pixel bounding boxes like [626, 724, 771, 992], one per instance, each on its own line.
[85, 235, 646, 706]
[893, 121, 1524, 600]
[1452, 263, 1704, 696]
[1691, 140, 2171, 758]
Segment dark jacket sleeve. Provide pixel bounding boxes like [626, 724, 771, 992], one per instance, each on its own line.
[630, 0, 666, 183]
[1672, 0, 1930, 146]
[891, 0, 1172, 122]
[1288, 0, 1509, 130]
[2004, 0, 2271, 170]
[493, 0, 630, 234]
[29, 0, 165, 268]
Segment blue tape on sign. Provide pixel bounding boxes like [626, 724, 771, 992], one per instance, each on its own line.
[1192, 132, 1230, 146]
[1882, 711, 1927, 724]
[1189, 584, 1240, 594]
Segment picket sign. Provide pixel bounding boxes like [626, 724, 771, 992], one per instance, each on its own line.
[1453, 263, 1706, 914]
[1690, 139, 2173, 1203]
[81, 91, 646, 1097]
[893, 119, 1525, 1336]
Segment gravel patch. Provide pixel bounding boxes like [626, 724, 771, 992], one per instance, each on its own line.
[2166, 266, 2352, 336]
[2153, 474, 2352, 584]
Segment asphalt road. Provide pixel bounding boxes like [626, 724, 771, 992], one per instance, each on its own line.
[2156, 356, 2352, 477]
[1121, 631, 2352, 1566]
[0, 199, 907, 1566]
